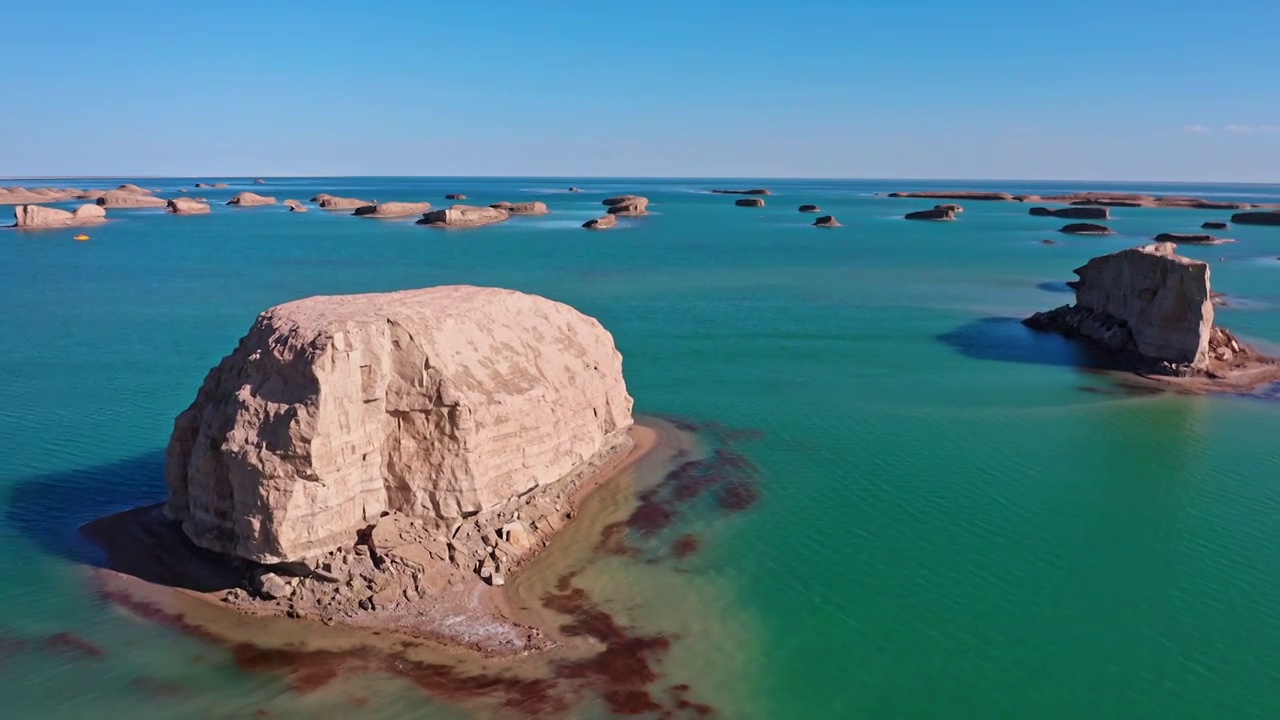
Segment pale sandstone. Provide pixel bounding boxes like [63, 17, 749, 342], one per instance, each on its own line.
[165, 285, 634, 564]
[416, 204, 509, 227]
[353, 201, 433, 218]
[489, 201, 550, 215]
[167, 198, 211, 215]
[12, 203, 107, 228]
[284, 199, 307, 212]
[317, 196, 370, 210]
[226, 192, 277, 206]
[96, 190, 167, 208]
[603, 195, 649, 216]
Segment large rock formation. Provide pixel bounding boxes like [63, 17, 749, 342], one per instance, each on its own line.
[813, 215, 841, 227]
[96, 190, 167, 208]
[1030, 206, 1110, 219]
[603, 195, 649, 216]
[12, 203, 106, 228]
[167, 198, 211, 215]
[1154, 232, 1233, 245]
[416, 204, 509, 227]
[227, 192, 277, 207]
[1024, 243, 1216, 370]
[489, 201, 550, 215]
[317, 196, 370, 210]
[735, 198, 765, 207]
[582, 215, 617, 230]
[904, 205, 957, 221]
[284, 199, 307, 212]
[165, 286, 634, 565]
[1232, 211, 1280, 226]
[353, 201, 433, 218]
[0, 187, 95, 205]
[116, 183, 153, 195]
[1059, 222, 1113, 235]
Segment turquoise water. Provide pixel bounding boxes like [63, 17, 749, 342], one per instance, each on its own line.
[4, 177, 1280, 718]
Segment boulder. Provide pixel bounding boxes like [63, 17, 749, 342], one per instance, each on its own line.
[1202, 221, 1229, 230]
[904, 206, 957, 221]
[813, 215, 841, 227]
[1029, 206, 1110, 219]
[1231, 211, 1280, 226]
[353, 201, 433, 218]
[444, 193, 467, 200]
[568, 187, 581, 193]
[252, 570, 291, 600]
[582, 215, 618, 230]
[96, 190, 167, 208]
[416, 204, 509, 227]
[164, 285, 635, 563]
[798, 204, 821, 213]
[712, 188, 771, 195]
[13, 203, 106, 228]
[284, 199, 307, 212]
[1023, 242, 1212, 368]
[1059, 222, 1113, 235]
[226, 192, 277, 207]
[735, 198, 765, 207]
[167, 198, 211, 215]
[603, 195, 649, 216]
[488, 201, 549, 215]
[317, 196, 370, 210]
[1153, 232, 1233, 245]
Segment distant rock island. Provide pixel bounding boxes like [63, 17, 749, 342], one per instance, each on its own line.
[711, 188, 771, 195]
[1024, 242, 1280, 390]
[891, 190, 1276, 211]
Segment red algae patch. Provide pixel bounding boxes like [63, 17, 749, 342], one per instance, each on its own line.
[41, 632, 105, 659]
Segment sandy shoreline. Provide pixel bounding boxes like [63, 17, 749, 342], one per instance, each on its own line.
[83, 422, 665, 658]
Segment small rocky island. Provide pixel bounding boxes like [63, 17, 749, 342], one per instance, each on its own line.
[91, 286, 642, 652]
[1024, 242, 1280, 390]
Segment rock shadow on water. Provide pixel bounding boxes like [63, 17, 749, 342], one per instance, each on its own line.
[937, 316, 1127, 372]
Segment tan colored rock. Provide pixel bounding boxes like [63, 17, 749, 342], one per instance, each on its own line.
[165, 285, 634, 564]
[284, 199, 307, 212]
[227, 192, 277, 207]
[353, 201, 433, 218]
[489, 201, 549, 215]
[583, 215, 618, 230]
[317, 196, 370, 210]
[416, 204, 509, 227]
[603, 195, 649, 216]
[115, 183, 153, 195]
[1024, 242, 1212, 368]
[96, 190, 167, 208]
[167, 197, 211, 215]
[13, 203, 107, 228]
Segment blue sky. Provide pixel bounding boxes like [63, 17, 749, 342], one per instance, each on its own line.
[3, 0, 1279, 181]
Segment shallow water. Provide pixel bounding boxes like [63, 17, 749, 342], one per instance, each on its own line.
[4, 177, 1280, 717]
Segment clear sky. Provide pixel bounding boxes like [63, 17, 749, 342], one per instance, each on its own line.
[4, 0, 1279, 181]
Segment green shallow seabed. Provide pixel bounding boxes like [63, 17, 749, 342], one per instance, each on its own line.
[3, 178, 1280, 718]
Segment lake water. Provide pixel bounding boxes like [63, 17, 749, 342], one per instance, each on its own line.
[4, 177, 1280, 718]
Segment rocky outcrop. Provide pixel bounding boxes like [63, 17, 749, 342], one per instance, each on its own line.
[1154, 232, 1233, 245]
[317, 196, 370, 210]
[1059, 222, 1113, 235]
[116, 183, 153, 195]
[284, 199, 306, 212]
[164, 285, 634, 564]
[568, 187, 581, 192]
[889, 191, 1014, 201]
[227, 192, 277, 207]
[353, 201, 433, 218]
[416, 204, 509, 227]
[603, 195, 649, 216]
[936, 204, 964, 213]
[582, 215, 617, 230]
[712, 188, 771, 195]
[798, 204, 821, 213]
[905, 205, 957, 221]
[1202, 221, 1229, 230]
[194, 183, 229, 189]
[167, 198, 211, 215]
[12, 203, 106, 228]
[1232, 211, 1280, 226]
[1024, 243, 1213, 369]
[489, 201, 550, 215]
[0, 187, 97, 205]
[444, 193, 467, 200]
[1030, 206, 1110, 219]
[96, 190, 167, 208]
[813, 215, 841, 227]
[735, 198, 765, 207]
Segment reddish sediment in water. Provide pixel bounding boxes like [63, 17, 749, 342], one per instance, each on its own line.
[671, 534, 700, 558]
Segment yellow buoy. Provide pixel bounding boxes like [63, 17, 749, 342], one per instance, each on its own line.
[74, 234, 90, 241]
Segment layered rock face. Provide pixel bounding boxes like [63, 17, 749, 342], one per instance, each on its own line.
[12, 203, 106, 228]
[167, 198, 211, 215]
[165, 286, 634, 564]
[96, 190, 166, 208]
[227, 192, 276, 206]
[316, 196, 370, 210]
[353, 201, 432, 218]
[1024, 242, 1213, 370]
[417, 205, 509, 227]
[489, 201, 549, 215]
[603, 195, 649, 216]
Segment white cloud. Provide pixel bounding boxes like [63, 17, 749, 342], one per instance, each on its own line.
[1183, 125, 1213, 134]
